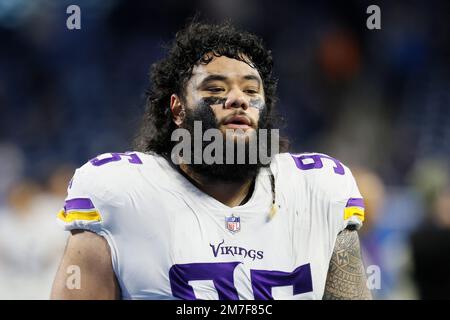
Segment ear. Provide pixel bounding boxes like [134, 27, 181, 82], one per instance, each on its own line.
[170, 94, 185, 126]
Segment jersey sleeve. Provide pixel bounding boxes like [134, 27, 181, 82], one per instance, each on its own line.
[58, 168, 99, 233]
[56, 157, 128, 236]
[289, 153, 365, 234]
[56, 155, 136, 281]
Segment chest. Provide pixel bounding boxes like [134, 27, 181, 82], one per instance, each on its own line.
[114, 195, 331, 300]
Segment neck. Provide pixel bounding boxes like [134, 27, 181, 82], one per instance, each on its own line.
[179, 163, 255, 207]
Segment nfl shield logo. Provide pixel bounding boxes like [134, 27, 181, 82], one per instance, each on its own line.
[225, 214, 240, 233]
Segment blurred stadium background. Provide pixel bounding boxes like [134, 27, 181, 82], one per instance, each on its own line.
[0, 0, 449, 299]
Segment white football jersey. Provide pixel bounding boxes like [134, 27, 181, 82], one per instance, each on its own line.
[57, 151, 364, 300]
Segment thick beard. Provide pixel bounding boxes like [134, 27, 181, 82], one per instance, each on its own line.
[180, 103, 271, 183]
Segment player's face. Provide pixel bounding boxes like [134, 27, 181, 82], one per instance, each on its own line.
[171, 55, 270, 181]
[184, 55, 265, 136]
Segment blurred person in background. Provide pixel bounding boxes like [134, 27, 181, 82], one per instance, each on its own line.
[0, 143, 25, 206]
[410, 158, 450, 299]
[0, 166, 71, 299]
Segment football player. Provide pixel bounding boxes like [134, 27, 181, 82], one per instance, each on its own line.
[51, 21, 371, 300]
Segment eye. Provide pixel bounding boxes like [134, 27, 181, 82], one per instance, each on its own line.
[206, 87, 225, 93]
[244, 89, 258, 95]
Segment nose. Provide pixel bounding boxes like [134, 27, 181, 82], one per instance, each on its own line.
[224, 89, 249, 110]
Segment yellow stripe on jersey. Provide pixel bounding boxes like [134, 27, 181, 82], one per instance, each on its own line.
[344, 206, 365, 222]
[57, 209, 102, 223]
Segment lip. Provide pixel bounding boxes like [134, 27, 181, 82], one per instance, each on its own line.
[223, 115, 251, 126]
[223, 123, 252, 130]
[222, 115, 252, 130]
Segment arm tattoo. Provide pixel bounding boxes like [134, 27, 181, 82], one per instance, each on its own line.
[323, 228, 372, 300]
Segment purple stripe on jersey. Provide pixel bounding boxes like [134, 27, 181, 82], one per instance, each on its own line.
[64, 198, 95, 211]
[346, 198, 364, 208]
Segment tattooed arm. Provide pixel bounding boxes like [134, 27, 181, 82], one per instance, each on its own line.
[323, 228, 372, 300]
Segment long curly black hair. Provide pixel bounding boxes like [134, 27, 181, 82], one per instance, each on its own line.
[133, 20, 287, 156]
